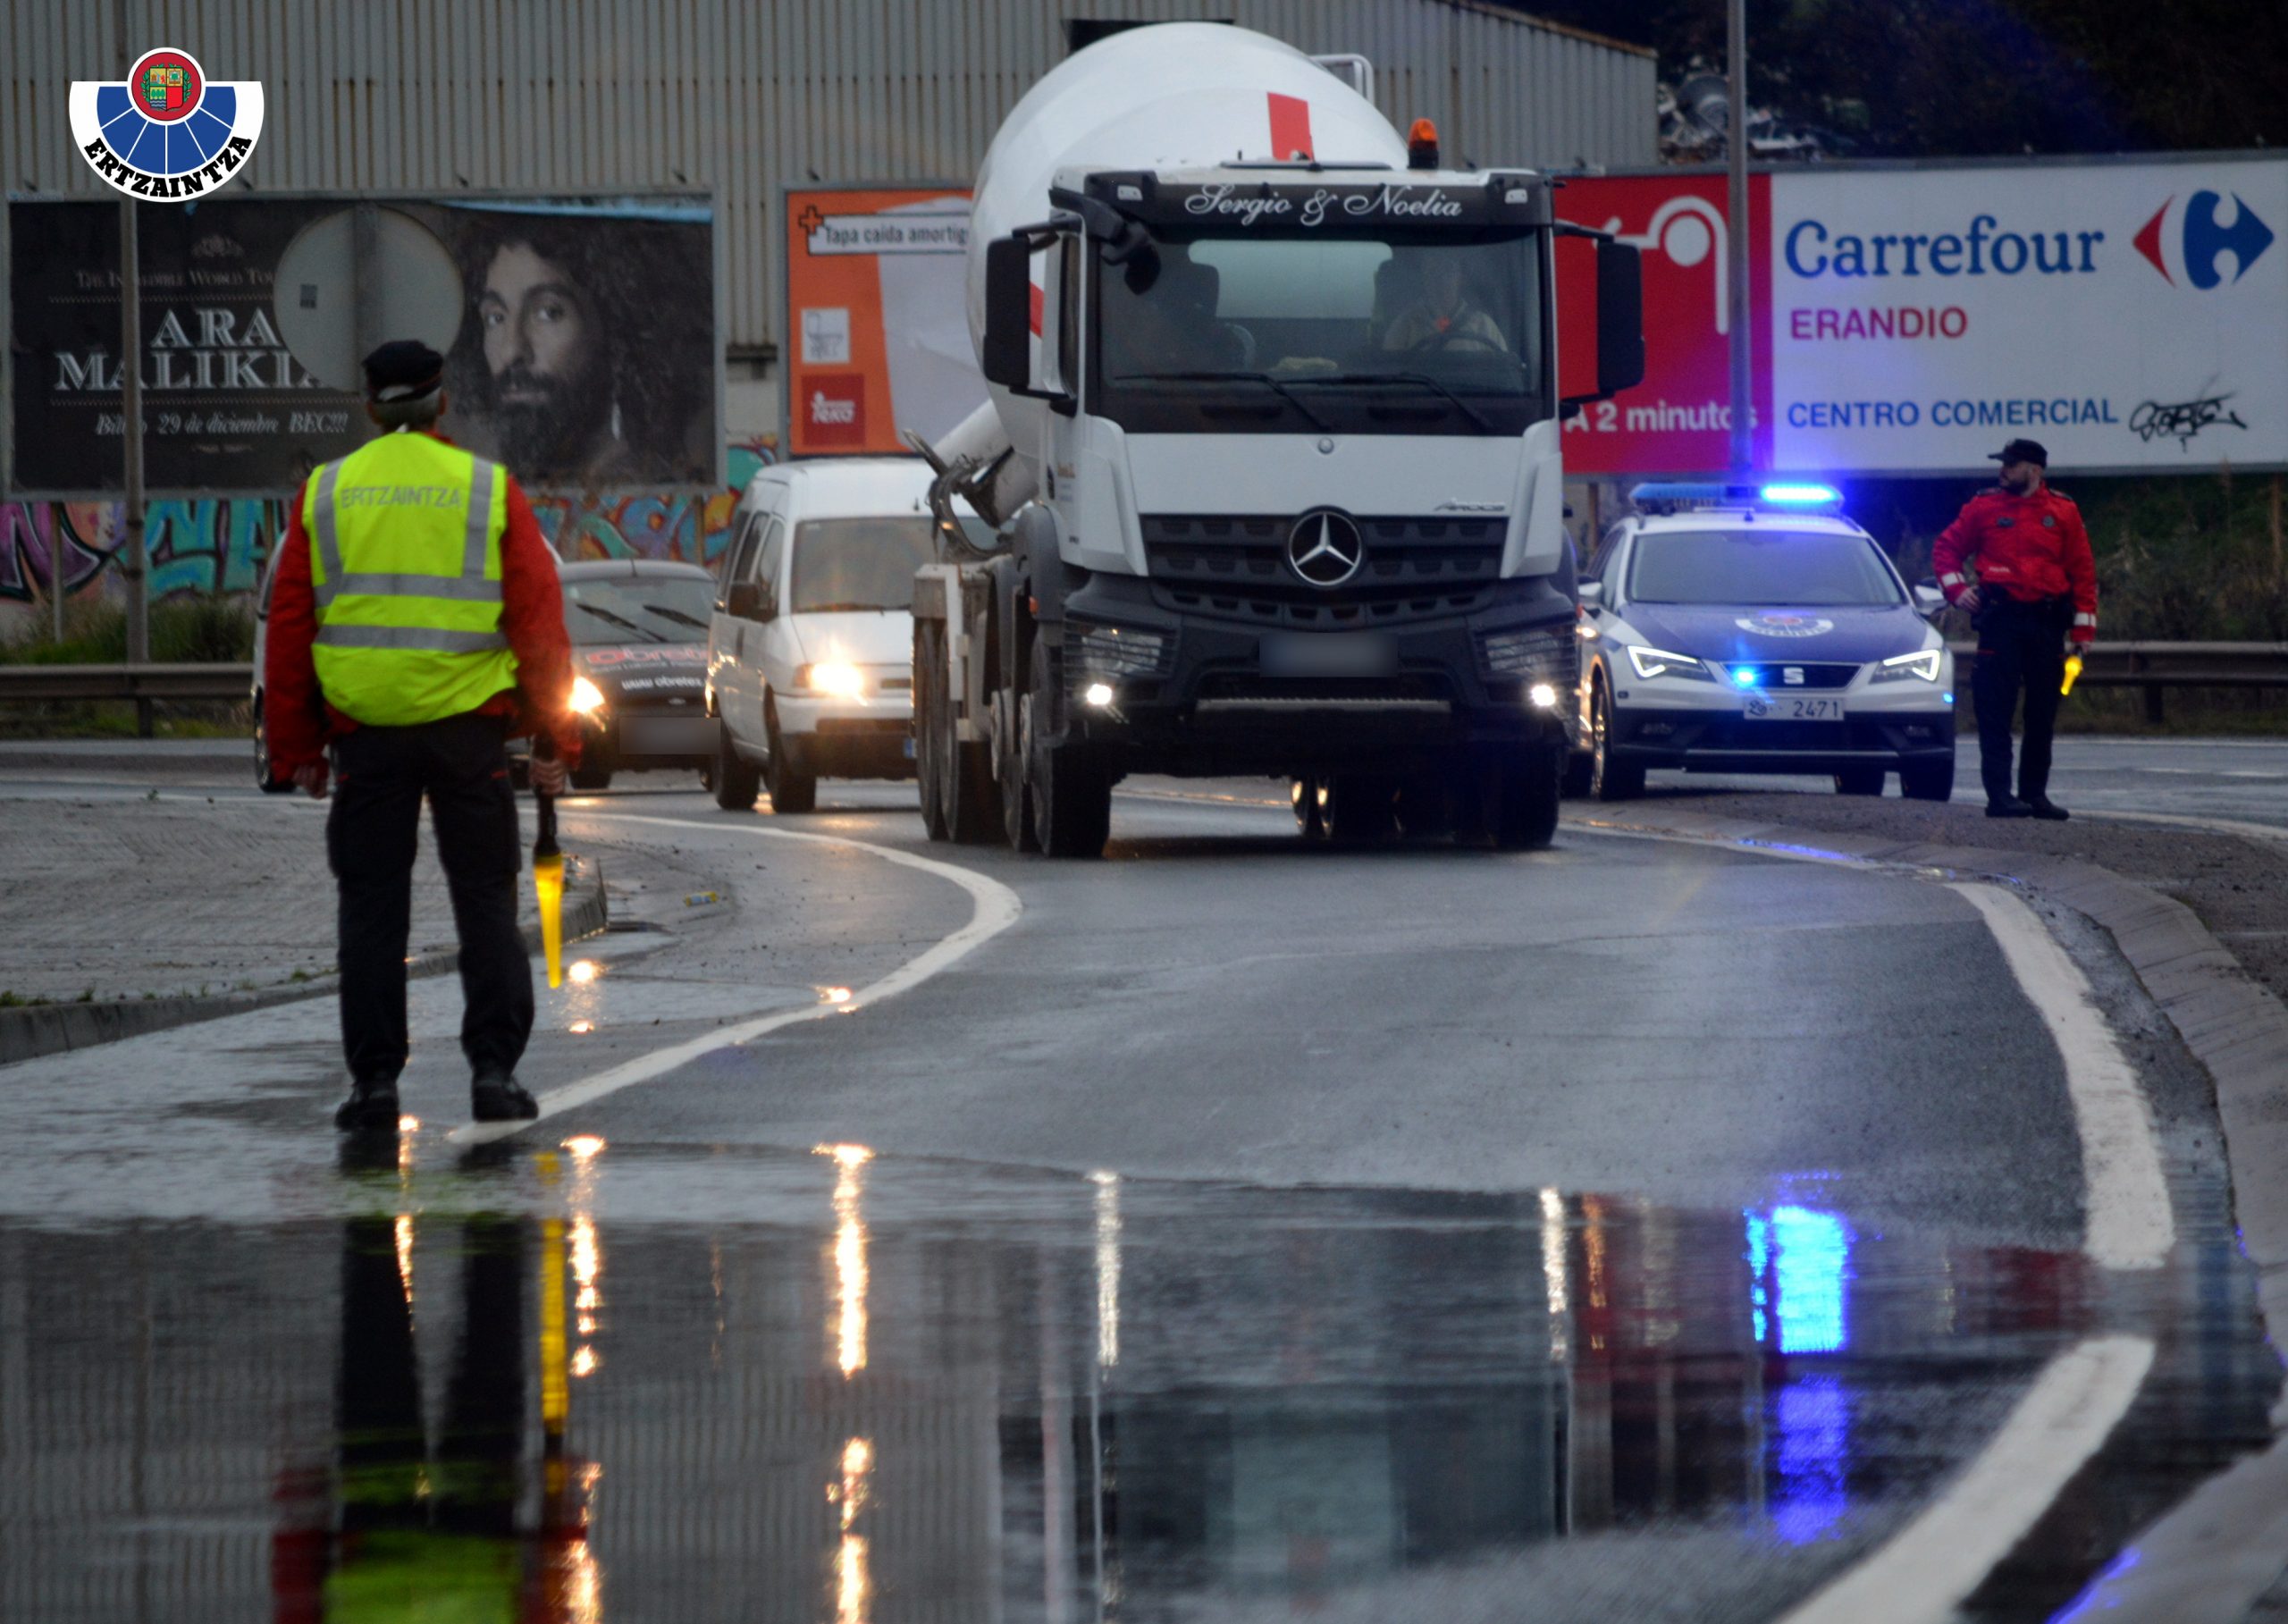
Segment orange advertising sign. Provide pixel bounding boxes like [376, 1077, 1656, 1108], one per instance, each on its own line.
[784, 185, 984, 458]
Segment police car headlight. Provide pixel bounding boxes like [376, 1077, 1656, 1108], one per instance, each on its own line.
[1626, 644, 1712, 682]
[569, 676, 608, 714]
[1872, 650, 1943, 684]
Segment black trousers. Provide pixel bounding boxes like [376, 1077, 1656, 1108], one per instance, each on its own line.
[1971, 594, 2072, 804]
[327, 711, 532, 1083]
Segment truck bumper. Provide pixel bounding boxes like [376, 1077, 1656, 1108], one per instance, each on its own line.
[1053, 574, 1577, 777]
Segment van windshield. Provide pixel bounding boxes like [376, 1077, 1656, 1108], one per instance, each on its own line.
[790, 517, 994, 613]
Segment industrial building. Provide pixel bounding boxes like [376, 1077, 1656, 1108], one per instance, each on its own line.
[4, 1, 1656, 442]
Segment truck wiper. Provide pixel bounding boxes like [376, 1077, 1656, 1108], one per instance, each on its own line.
[1291, 372, 1498, 434]
[1108, 369, 1334, 433]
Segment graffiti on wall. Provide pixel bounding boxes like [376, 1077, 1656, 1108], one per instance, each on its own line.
[0, 437, 776, 633]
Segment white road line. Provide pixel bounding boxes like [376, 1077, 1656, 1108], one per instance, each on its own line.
[450, 812, 1022, 1146]
[1946, 881, 2174, 1271]
[1776, 1334, 2158, 1624]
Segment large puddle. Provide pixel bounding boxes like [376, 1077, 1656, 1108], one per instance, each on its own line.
[0, 1138, 2275, 1622]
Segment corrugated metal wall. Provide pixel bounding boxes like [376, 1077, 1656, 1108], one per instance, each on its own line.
[4, 0, 1654, 356]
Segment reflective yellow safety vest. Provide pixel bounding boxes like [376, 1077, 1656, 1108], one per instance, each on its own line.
[304, 430, 517, 727]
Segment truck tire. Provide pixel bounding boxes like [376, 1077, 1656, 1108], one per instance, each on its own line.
[1589, 683, 1644, 802]
[1026, 639, 1110, 858]
[1489, 744, 1562, 850]
[1001, 678, 1040, 854]
[914, 619, 951, 840]
[763, 708, 817, 814]
[1392, 772, 1452, 838]
[1560, 748, 1594, 799]
[1901, 757, 1956, 802]
[712, 720, 760, 811]
[1325, 774, 1397, 843]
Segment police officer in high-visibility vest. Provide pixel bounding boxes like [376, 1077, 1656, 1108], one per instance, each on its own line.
[1933, 438, 2099, 820]
[265, 341, 581, 1130]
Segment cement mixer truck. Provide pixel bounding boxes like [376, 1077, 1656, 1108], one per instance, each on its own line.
[909, 22, 1644, 855]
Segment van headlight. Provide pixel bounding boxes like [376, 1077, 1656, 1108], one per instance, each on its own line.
[1872, 649, 1943, 684]
[797, 661, 865, 697]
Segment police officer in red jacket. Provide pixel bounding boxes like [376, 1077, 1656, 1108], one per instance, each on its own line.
[1932, 438, 2099, 820]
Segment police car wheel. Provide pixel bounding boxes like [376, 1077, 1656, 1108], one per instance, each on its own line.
[1589, 685, 1644, 802]
[1834, 766, 1884, 796]
[1900, 757, 1956, 803]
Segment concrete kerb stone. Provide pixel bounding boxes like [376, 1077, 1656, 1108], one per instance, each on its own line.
[1568, 802, 2288, 1620]
[0, 856, 608, 1068]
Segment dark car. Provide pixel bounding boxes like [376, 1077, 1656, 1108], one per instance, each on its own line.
[552, 558, 719, 790]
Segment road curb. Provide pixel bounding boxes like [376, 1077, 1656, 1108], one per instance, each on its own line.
[0, 855, 608, 1068]
[1566, 804, 2288, 1620]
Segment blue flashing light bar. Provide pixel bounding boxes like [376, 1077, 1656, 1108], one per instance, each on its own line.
[1630, 481, 1845, 515]
[1761, 483, 1844, 508]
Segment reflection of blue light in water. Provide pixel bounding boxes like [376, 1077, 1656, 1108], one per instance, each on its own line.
[1744, 1205, 1851, 1351]
[2050, 1546, 2141, 1622]
[1773, 1376, 1849, 1544]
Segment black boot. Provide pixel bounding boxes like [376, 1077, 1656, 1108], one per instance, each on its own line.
[2026, 795, 2069, 820]
[1985, 797, 2034, 819]
[334, 1076, 401, 1132]
[471, 1071, 539, 1123]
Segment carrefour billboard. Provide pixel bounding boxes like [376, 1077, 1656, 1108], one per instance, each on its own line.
[1557, 154, 2285, 475]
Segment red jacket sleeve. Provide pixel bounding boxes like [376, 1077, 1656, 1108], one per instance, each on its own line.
[262, 481, 329, 774]
[1930, 500, 1984, 605]
[497, 475, 583, 763]
[2058, 501, 2098, 637]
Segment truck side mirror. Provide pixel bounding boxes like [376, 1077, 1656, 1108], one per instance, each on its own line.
[1594, 240, 1645, 399]
[981, 237, 1036, 391]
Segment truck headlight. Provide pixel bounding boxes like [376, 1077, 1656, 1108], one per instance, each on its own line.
[797, 661, 865, 697]
[1872, 649, 1943, 683]
[1527, 682, 1560, 710]
[569, 676, 607, 714]
[1626, 644, 1712, 682]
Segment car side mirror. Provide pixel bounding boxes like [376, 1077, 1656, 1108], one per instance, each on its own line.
[727, 580, 769, 620]
[1577, 580, 1604, 608]
[1912, 583, 1946, 614]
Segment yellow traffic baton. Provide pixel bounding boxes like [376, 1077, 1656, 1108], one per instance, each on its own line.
[531, 736, 566, 989]
[2061, 652, 2083, 696]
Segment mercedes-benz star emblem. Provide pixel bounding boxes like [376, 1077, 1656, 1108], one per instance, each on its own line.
[1286, 510, 1365, 588]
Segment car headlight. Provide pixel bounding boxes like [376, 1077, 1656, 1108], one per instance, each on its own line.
[797, 661, 866, 698]
[569, 676, 607, 714]
[1872, 649, 1943, 683]
[1626, 644, 1712, 682]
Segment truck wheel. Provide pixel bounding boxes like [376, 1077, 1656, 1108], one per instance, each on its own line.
[914, 619, 951, 840]
[1835, 765, 1885, 796]
[1026, 640, 1110, 858]
[1392, 772, 1452, 838]
[1290, 776, 1327, 840]
[1560, 748, 1594, 799]
[1325, 774, 1397, 843]
[1002, 685, 1040, 853]
[712, 720, 760, 811]
[763, 710, 817, 814]
[1589, 685, 1644, 802]
[1900, 757, 1956, 802]
[1489, 745, 1562, 851]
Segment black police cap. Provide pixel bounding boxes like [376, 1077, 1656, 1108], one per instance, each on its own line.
[1989, 438, 2048, 467]
[362, 340, 445, 403]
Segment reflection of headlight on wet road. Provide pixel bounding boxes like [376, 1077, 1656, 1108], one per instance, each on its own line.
[570, 676, 607, 714]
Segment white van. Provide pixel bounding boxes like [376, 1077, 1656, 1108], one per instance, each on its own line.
[707, 457, 981, 812]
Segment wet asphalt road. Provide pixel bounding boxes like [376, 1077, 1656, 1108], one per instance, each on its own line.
[0, 765, 2279, 1622]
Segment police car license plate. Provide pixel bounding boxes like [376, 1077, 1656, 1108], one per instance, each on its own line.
[1744, 696, 1845, 721]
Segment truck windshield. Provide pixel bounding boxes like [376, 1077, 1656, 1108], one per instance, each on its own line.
[791, 517, 995, 612]
[1090, 229, 1547, 436]
[1628, 531, 1906, 607]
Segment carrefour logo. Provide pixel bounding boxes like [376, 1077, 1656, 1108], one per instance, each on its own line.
[2132, 191, 2274, 289]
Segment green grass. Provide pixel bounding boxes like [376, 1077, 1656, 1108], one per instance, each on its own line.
[2, 598, 255, 665]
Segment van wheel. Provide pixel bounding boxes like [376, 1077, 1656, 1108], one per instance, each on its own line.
[712, 721, 760, 811]
[763, 708, 816, 814]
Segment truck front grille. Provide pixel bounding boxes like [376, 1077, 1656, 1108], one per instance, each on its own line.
[1142, 514, 1504, 629]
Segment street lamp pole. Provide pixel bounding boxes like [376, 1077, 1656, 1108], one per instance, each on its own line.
[1726, 0, 1753, 475]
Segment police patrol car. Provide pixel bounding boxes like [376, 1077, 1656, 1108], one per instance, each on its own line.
[1567, 484, 1956, 801]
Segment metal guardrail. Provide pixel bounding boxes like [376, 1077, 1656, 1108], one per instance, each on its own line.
[1947, 641, 2288, 722]
[0, 661, 253, 703]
